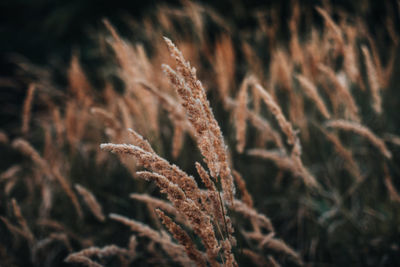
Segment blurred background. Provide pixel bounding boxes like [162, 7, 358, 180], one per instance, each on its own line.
[0, 0, 397, 134]
[1, 1, 400, 266]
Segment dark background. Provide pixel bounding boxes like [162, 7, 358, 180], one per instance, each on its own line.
[0, 0, 394, 63]
[0, 0, 396, 138]
[0, 1, 400, 266]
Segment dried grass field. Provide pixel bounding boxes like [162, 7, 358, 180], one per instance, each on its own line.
[0, 1, 400, 266]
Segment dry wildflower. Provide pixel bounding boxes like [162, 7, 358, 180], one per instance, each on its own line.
[318, 64, 360, 121]
[267, 255, 281, 267]
[255, 10, 278, 50]
[242, 43, 264, 83]
[247, 148, 318, 188]
[195, 162, 235, 248]
[130, 193, 186, 224]
[232, 199, 274, 232]
[383, 164, 400, 203]
[254, 83, 296, 145]
[385, 15, 398, 45]
[207, 190, 226, 231]
[117, 99, 133, 130]
[65, 100, 89, 149]
[246, 111, 284, 149]
[40, 182, 53, 218]
[264, 238, 302, 265]
[39, 232, 72, 249]
[4, 179, 17, 195]
[65, 254, 103, 267]
[90, 107, 121, 130]
[289, 30, 304, 67]
[11, 198, 34, 244]
[68, 55, 92, 103]
[122, 97, 147, 134]
[136, 80, 187, 123]
[343, 43, 360, 84]
[4, 3, 399, 266]
[221, 238, 238, 267]
[36, 219, 90, 245]
[245, 231, 301, 264]
[0, 199, 35, 245]
[135, 171, 220, 260]
[12, 138, 52, 177]
[195, 162, 216, 191]
[214, 35, 235, 101]
[127, 128, 155, 153]
[110, 213, 166, 241]
[343, 26, 360, 83]
[325, 120, 391, 159]
[315, 7, 344, 49]
[104, 20, 159, 134]
[100, 142, 201, 205]
[66, 242, 134, 267]
[76, 245, 129, 258]
[248, 149, 294, 172]
[146, 203, 163, 229]
[288, 90, 308, 142]
[32, 233, 72, 262]
[384, 133, 400, 147]
[243, 231, 275, 248]
[162, 37, 235, 204]
[156, 209, 207, 267]
[65, 101, 77, 146]
[137, 80, 195, 154]
[42, 123, 53, 162]
[319, 127, 362, 181]
[361, 45, 382, 114]
[75, 184, 105, 222]
[318, 77, 340, 114]
[21, 83, 36, 135]
[362, 30, 385, 88]
[383, 45, 396, 87]
[291, 140, 319, 188]
[52, 107, 64, 145]
[52, 167, 83, 218]
[235, 76, 250, 153]
[157, 7, 174, 32]
[232, 170, 253, 208]
[110, 213, 191, 265]
[274, 50, 293, 91]
[242, 249, 269, 267]
[289, 0, 303, 65]
[0, 216, 33, 241]
[0, 165, 21, 182]
[172, 123, 185, 159]
[127, 235, 138, 257]
[251, 82, 262, 114]
[0, 130, 9, 144]
[225, 97, 284, 149]
[195, 163, 226, 230]
[161, 64, 219, 176]
[296, 74, 331, 119]
[303, 28, 322, 78]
